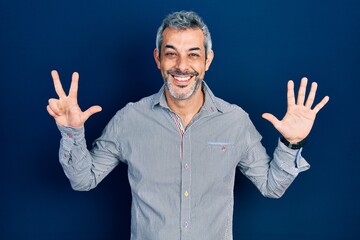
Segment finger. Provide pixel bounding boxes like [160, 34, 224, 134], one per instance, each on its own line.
[287, 80, 296, 108]
[82, 105, 102, 122]
[296, 77, 308, 105]
[262, 113, 280, 127]
[48, 98, 63, 116]
[51, 70, 66, 98]
[305, 82, 318, 108]
[313, 96, 330, 114]
[47, 105, 58, 118]
[69, 72, 79, 99]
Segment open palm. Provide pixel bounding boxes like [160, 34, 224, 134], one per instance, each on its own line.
[262, 78, 329, 143]
[47, 70, 102, 127]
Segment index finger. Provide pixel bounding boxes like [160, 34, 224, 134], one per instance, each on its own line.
[51, 70, 66, 98]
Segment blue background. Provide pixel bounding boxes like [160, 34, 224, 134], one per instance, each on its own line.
[1, 0, 359, 239]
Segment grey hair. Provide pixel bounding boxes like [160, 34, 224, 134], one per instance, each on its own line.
[156, 11, 212, 57]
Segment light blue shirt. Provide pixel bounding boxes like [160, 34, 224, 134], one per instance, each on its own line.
[57, 82, 310, 240]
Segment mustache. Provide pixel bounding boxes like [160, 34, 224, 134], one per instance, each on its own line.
[166, 69, 199, 77]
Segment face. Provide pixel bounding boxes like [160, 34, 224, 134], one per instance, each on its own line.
[154, 27, 214, 101]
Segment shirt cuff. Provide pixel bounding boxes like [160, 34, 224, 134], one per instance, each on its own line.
[275, 138, 310, 175]
[57, 123, 85, 150]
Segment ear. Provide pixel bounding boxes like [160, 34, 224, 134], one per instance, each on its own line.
[205, 50, 214, 71]
[153, 48, 161, 69]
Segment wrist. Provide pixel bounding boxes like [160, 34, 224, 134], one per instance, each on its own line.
[280, 136, 306, 149]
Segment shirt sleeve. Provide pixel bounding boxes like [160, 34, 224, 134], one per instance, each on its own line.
[57, 116, 122, 191]
[237, 117, 310, 199]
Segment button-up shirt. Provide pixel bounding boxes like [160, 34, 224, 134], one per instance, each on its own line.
[58, 82, 310, 240]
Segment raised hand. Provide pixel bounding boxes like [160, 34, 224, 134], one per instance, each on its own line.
[262, 77, 329, 144]
[47, 70, 102, 127]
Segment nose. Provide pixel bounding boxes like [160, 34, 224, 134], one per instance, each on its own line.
[175, 55, 189, 72]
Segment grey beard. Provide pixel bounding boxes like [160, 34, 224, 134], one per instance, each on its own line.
[164, 77, 203, 100]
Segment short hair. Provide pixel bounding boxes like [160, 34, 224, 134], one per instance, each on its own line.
[156, 11, 212, 57]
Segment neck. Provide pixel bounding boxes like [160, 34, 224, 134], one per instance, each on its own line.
[165, 86, 204, 127]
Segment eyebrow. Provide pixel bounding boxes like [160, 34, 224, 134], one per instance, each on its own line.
[165, 44, 176, 50]
[189, 47, 201, 51]
[164, 45, 201, 51]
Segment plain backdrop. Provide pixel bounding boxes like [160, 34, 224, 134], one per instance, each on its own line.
[1, 0, 359, 239]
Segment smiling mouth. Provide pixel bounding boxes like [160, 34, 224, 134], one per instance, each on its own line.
[167, 70, 199, 85]
[173, 75, 192, 82]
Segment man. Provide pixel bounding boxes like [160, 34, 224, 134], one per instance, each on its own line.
[47, 11, 329, 240]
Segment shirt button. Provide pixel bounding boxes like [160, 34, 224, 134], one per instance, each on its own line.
[184, 191, 189, 197]
[184, 221, 189, 228]
[184, 163, 189, 170]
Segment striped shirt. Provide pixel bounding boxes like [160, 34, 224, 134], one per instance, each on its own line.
[57, 82, 309, 240]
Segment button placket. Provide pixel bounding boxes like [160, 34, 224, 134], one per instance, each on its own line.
[180, 131, 191, 235]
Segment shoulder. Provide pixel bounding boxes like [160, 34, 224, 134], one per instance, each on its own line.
[203, 82, 249, 118]
[111, 94, 158, 122]
[213, 95, 249, 118]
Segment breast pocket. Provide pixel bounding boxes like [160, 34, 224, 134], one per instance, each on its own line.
[207, 142, 235, 153]
[201, 141, 238, 180]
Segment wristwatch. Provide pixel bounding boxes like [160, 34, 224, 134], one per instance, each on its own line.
[280, 136, 306, 149]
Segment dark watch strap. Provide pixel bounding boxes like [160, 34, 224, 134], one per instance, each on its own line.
[280, 136, 306, 149]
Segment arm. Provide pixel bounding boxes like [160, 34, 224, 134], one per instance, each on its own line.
[57, 122, 121, 191]
[238, 118, 309, 199]
[47, 70, 118, 191]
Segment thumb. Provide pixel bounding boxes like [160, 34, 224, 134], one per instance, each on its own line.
[262, 113, 280, 126]
[83, 105, 102, 122]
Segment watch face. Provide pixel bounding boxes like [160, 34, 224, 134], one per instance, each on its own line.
[289, 143, 302, 149]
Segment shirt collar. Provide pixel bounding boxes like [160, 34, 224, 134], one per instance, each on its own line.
[151, 81, 227, 114]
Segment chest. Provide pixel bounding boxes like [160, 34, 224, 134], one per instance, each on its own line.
[122, 113, 246, 187]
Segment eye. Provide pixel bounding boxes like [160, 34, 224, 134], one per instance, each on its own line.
[164, 52, 177, 57]
[189, 53, 200, 58]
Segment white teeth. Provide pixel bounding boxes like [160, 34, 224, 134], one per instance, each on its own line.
[173, 76, 191, 81]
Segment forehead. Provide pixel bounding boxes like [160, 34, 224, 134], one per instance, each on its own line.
[161, 27, 205, 50]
